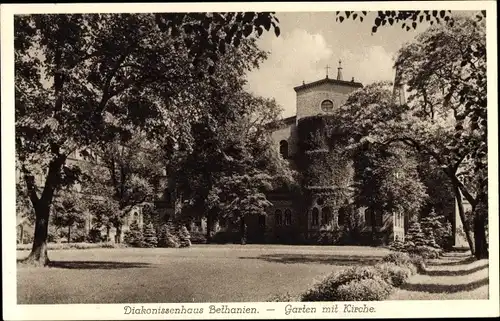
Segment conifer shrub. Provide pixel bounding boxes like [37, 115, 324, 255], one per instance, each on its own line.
[157, 222, 180, 248]
[124, 221, 144, 247]
[178, 225, 192, 248]
[143, 222, 158, 248]
[421, 208, 453, 249]
[405, 221, 427, 247]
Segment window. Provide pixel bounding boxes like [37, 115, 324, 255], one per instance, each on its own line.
[321, 206, 331, 225]
[321, 100, 334, 112]
[284, 209, 292, 226]
[311, 207, 319, 226]
[375, 211, 383, 227]
[337, 207, 346, 226]
[275, 209, 283, 226]
[258, 214, 266, 228]
[279, 140, 289, 159]
[365, 208, 372, 226]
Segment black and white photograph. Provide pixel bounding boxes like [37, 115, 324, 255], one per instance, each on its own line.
[1, 2, 498, 320]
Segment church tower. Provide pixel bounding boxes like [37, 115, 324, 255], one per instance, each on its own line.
[293, 61, 362, 121]
[292, 61, 363, 242]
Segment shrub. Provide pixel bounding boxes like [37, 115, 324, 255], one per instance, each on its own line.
[409, 254, 426, 273]
[375, 262, 412, 287]
[388, 239, 407, 252]
[301, 266, 383, 301]
[124, 222, 144, 247]
[17, 242, 127, 251]
[143, 222, 158, 248]
[86, 228, 104, 243]
[178, 225, 191, 248]
[382, 251, 417, 275]
[335, 277, 393, 301]
[267, 292, 298, 302]
[157, 222, 180, 248]
[412, 245, 441, 259]
[190, 231, 207, 244]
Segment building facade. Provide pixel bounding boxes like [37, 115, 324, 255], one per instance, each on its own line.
[243, 64, 406, 245]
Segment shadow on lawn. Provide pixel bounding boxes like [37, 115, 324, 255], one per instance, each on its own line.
[400, 277, 489, 294]
[48, 261, 152, 270]
[423, 263, 489, 277]
[239, 254, 383, 266]
[429, 256, 477, 266]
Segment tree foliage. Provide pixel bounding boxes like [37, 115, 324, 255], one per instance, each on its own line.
[15, 12, 280, 265]
[335, 14, 487, 258]
[335, 10, 485, 33]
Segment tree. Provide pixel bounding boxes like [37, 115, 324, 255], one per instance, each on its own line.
[51, 190, 87, 243]
[82, 132, 164, 243]
[16, 12, 280, 265]
[352, 142, 428, 232]
[335, 10, 485, 33]
[335, 10, 488, 259]
[338, 79, 485, 257]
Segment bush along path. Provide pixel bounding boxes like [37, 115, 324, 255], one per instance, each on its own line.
[268, 250, 487, 302]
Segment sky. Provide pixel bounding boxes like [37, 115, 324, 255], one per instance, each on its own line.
[244, 12, 434, 118]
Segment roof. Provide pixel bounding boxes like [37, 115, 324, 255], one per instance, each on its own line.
[294, 77, 363, 92]
[264, 115, 297, 130]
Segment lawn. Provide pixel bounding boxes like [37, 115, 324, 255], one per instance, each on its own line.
[389, 251, 489, 300]
[17, 244, 390, 304]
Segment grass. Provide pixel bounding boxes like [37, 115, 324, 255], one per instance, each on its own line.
[17, 244, 390, 304]
[388, 251, 489, 300]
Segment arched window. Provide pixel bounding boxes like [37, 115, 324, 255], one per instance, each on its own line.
[321, 206, 332, 225]
[337, 207, 346, 226]
[284, 209, 292, 226]
[311, 207, 319, 226]
[275, 209, 283, 226]
[279, 140, 289, 159]
[321, 100, 334, 112]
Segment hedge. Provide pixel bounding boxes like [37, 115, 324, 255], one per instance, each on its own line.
[270, 251, 426, 302]
[17, 242, 128, 251]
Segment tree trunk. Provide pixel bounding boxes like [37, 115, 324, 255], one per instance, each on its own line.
[115, 224, 122, 243]
[20, 225, 24, 244]
[68, 225, 71, 244]
[240, 217, 247, 245]
[206, 211, 214, 244]
[454, 186, 475, 254]
[23, 203, 51, 266]
[106, 226, 110, 242]
[473, 197, 488, 259]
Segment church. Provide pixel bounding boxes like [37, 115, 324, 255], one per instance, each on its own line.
[243, 61, 407, 245]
